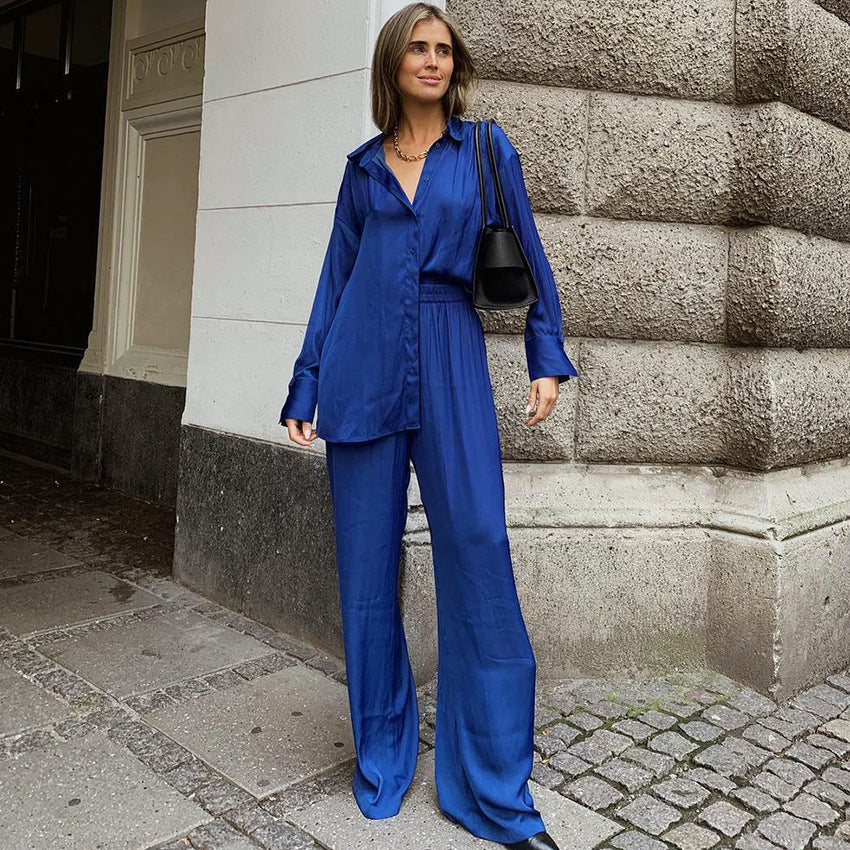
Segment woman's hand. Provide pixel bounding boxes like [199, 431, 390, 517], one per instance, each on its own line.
[525, 377, 559, 427]
[284, 418, 318, 447]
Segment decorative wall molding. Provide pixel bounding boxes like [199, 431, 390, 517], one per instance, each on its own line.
[124, 19, 205, 110]
[107, 102, 202, 388]
[81, 13, 206, 388]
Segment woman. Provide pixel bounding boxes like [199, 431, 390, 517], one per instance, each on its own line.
[280, 4, 578, 848]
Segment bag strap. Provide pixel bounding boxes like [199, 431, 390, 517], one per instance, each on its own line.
[474, 118, 512, 229]
[486, 120, 511, 228]
[474, 120, 487, 227]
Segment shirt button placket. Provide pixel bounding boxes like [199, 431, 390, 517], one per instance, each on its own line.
[408, 225, 419, 427]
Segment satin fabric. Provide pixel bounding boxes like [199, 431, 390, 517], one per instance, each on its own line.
[279, 113, 579, 443]
[325, 280, 547, 844]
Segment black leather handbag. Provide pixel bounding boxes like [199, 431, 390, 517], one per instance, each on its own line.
[468, 119, 540, 311]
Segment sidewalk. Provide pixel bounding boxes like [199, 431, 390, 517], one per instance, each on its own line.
[0, 449, 849, 850]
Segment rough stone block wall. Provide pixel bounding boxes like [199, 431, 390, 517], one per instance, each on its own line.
[737, 0, 850, 130]
[449, 0, 850, 471]
[815, 0, 850, 21]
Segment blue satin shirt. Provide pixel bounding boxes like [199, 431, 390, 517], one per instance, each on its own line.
[279, 113, 579, 443]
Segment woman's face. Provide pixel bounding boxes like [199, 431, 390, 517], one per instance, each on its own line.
[396, 18, 454, 109]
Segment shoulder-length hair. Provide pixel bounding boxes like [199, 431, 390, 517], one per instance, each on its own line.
[371, 3, 478, 135]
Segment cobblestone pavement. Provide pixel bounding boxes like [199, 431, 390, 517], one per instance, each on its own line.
[1, 451, 849, 850]
[530, 673, 850, 850]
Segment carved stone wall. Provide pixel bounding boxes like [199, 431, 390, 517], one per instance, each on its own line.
[448, 0, 850, 471]
[443, 0, 850, 698]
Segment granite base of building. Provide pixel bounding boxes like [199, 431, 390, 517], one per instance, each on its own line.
[71, 371, 185, 506]
[173, 424, 850, 703]
[0, 358, 183, 507]
[173, 424, 341, 652]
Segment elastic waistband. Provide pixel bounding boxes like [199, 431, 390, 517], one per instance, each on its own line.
[418, 281, 470, 303]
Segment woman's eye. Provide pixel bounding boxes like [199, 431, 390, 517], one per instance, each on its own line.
[410, 44, 450, 55]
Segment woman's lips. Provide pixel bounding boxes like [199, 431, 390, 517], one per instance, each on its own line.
[418, 77, 441, 85]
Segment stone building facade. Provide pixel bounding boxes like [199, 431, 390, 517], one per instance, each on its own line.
[3, 0, 847, 702]
[176, 0, 850, 701]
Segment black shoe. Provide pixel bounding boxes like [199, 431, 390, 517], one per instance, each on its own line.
[502, 830, 561, 850]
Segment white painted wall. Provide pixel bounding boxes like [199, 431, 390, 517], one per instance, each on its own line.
[183, 0, 444, 445]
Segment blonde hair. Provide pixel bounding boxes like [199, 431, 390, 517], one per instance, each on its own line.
[371, 3, 478, 135]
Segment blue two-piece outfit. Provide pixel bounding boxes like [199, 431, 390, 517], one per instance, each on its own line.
[279, 114, 578, 844]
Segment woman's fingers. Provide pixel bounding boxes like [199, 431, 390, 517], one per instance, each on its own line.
[285, 418, 317, 446]
[526, 384, 538, 421]
[526, 398, 553, 426]
[525, 379, 558, 426]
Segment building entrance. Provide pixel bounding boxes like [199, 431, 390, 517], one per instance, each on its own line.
[0, 0, 112, 366]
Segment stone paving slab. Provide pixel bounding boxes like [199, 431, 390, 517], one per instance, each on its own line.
[0, 730, 210, 849]
[0, 535, 83, 578]
[0, 659, 74, 736]
[290, 747, 620, 849]
[0, 570, 162, 634]
[41, 607, 273, 698]
[170, 825, 260, 850]
[146, 663, 354, 797]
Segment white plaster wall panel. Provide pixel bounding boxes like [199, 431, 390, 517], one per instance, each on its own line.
[197, 70, 368, 210]
[132, 0, 207, 39]
[134, 130, 201, 352]
[192, 204, 336, 325]
[203, 0, 371, 101]
[183, 316, 308, 438]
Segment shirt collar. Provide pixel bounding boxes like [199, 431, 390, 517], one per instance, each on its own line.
[347, 114, 465, 168]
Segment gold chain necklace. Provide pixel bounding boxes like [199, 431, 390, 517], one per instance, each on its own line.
[392, 120, 449, 161]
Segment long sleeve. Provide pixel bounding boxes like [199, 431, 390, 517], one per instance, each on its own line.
[279, 161, 361, 426]
[493, 132, 579, 384]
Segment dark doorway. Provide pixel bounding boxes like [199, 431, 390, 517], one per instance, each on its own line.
[0, 0, 112, 367]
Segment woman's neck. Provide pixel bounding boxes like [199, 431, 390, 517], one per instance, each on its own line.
[394, 103, 448, 148]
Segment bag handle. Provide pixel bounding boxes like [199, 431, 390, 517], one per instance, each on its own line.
[474, 119, 511, 229]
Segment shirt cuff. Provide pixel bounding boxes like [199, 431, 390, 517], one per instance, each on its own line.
[525, 333, 579, 384]
[279, 377, 317, 426]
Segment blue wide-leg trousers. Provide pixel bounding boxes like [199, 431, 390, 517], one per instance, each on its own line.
[324, 281, 546, 844]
